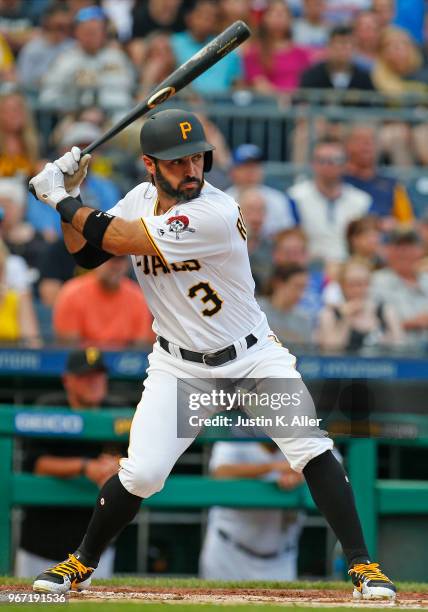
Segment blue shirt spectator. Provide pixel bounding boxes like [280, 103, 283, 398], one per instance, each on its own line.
[345, 125, 414, 224]
[171, 0, 242, 95]
[346, 174, 413, 222]
[393, 0, 424, 44]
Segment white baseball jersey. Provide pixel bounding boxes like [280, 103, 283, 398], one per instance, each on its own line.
[108, 181, 264, 351]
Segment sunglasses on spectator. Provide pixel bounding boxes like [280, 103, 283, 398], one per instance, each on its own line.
[313, 155, 346, 165]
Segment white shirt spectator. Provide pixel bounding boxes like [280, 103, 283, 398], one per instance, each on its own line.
[226, 185, 295, 237]
[40, 45, 135, 112]
[288, 180, 371, 262]
[17, 38, 74, 88]
[371, 269, 428, 347]
[6, 254, 32, 292]
[293, 20, 329, 47]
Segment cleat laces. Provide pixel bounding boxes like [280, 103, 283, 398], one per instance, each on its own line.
[48, 554, 90, 579]
[348, 562, 390, 582]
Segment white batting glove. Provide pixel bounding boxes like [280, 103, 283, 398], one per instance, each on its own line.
[54, 146, 91, 197]
[29, 162, 69, 208]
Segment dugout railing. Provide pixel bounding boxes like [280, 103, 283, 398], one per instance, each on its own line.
[1, 406, 428, 575]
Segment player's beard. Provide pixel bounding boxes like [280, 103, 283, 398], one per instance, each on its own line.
[154, 162, 203, 203]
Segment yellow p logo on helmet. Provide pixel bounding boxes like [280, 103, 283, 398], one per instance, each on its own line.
[86, 347, 100, 365]
[179, 121, 192, 140]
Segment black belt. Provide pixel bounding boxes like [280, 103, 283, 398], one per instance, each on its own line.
[217, 529, 283, 559]
[158, 334, 257, 367]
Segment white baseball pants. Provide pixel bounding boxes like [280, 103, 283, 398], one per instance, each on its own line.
[119, 325, 333, 498]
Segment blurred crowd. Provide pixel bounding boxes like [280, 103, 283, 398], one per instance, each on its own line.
[0, 0, 428, 353]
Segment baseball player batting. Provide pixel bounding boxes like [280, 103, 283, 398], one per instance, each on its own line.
[29, 109, 395, 600]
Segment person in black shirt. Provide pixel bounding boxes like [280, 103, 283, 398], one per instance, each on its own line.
[293, 26, 375, 163]
[38, 238, 79, 308]
[300, 26, 375, 96]
[131, 0, 187, 38]
[16, 348, 126, 578]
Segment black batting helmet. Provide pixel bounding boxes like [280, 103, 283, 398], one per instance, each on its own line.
[140, 109, 215, 172]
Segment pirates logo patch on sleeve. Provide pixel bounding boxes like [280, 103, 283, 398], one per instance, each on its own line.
[166, 214, 195, 240]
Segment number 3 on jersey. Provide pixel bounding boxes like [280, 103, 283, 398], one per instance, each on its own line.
[188, 282, 223, 316]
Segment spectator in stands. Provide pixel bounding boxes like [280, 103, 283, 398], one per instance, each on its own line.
[352, 10, 382, 72]
[17, 5, 74, 90]
[345, 124, 414, 225]
[136, 31, 176, 99]
[300, 26, 374, 93]
[40, 6, 135, 113]
[131, 0, 185, 39]
[293, 0, 329, 51]
[318, 259, 401, 351]
[371, 27, 428, 167]
[38, 238, 78, 309]
[393, 0, 424, 44]
[16, 347, 124, 578]
[288, 138, 371, 263]
[272, 228, 325, 322]
[371, 228, 428, 347]
[346, 216, 384, 269]
[101, 0, 133, 42]
[238, 187, 273, 292]
[171, 0, 243, 95]
[196, 113, 231, 190]
[323, 0, 373, 26]
[218, 0, 253, 31]
[27, 121, 121, 239]
[294, 26, 375, 163]
[0, 31, 15, 81]
[226, 144, 296, 237]
[0, 177, 49, 281]
[243, 0, 311, 94]
[0, 0, 39, 54]
[0, 238, 40, 346]
[259, 264, 313, 346]
[418, 213, 428, 272]
[200, 441, 305, 580]
[53, 256, 154, 348]
[372, 26, 426, 97]
[372, 0, 396, 29]
[0, 89, 39, 178]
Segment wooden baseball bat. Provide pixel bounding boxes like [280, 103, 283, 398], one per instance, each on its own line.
[29, 20, 251, 195]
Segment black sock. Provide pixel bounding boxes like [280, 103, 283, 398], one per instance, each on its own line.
[303, 450, 369, 567]
[75, 474, 142, 568]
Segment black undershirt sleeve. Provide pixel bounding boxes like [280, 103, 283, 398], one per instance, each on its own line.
[72, 242, 114, 269]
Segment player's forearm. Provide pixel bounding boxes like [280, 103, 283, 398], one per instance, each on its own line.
[62, 221, 87, 254]
[61, 199, 155, 256]
[34, 456, 87, 478]
[212, 463, 277, 479]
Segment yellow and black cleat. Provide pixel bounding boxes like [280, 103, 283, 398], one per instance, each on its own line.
[33, 553, 94, 595]
[349, 562, 396, 600]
